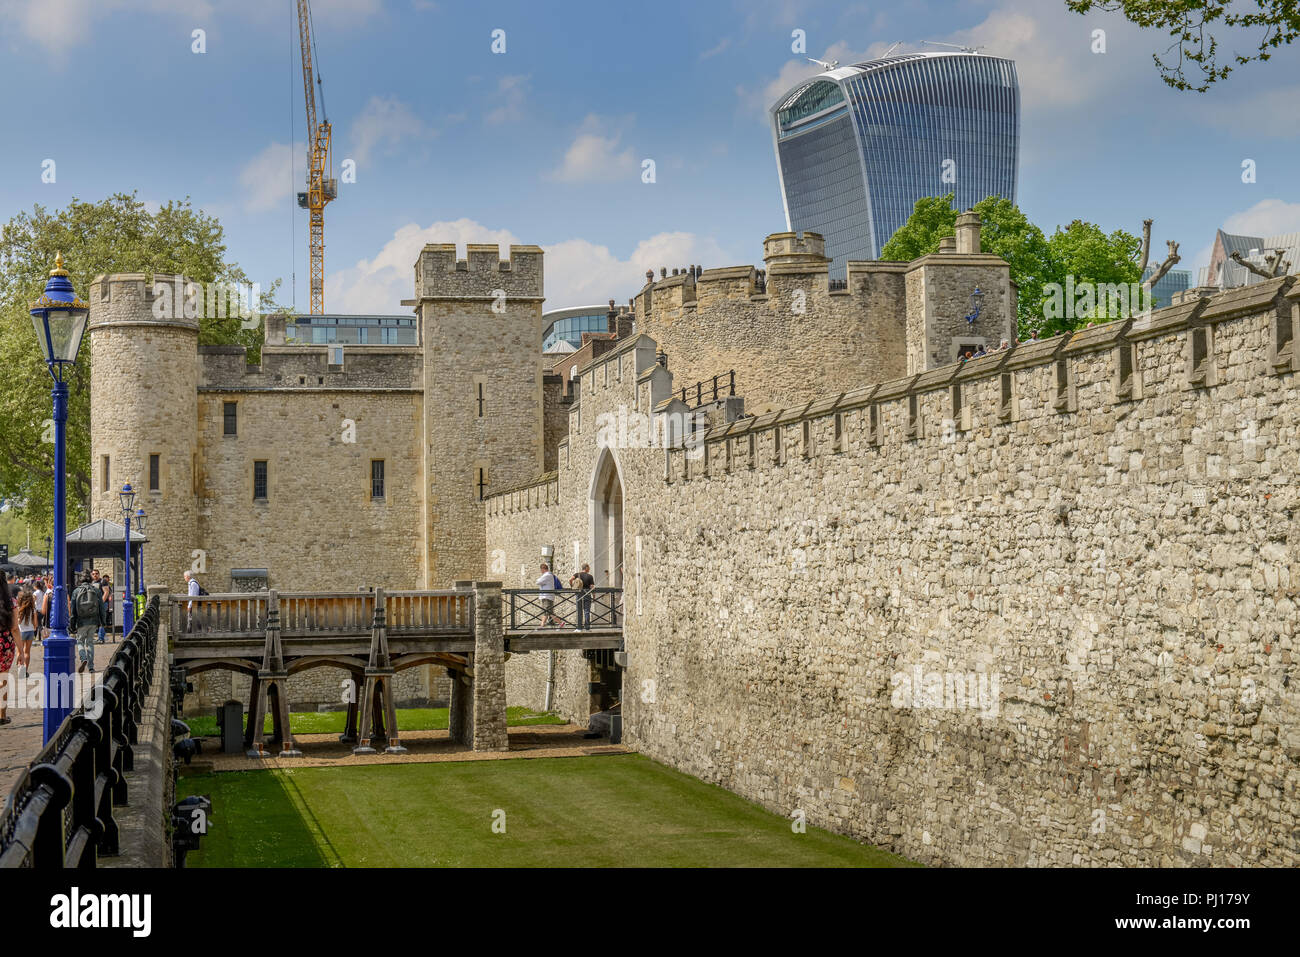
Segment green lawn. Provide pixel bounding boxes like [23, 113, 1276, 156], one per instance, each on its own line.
[178, 754, 914, 868]
[183, 706, 563, 738]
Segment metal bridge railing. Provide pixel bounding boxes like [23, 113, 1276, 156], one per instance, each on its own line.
[0, 595, 162, 868]
[503, 588, 622, 632]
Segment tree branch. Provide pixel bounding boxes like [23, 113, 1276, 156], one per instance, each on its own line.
[1143, 240, 1181, 292]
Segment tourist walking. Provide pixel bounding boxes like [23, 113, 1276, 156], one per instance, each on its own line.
[14, 586, 36, 680]
[568, 563, 595, 630]
[0, 572, 16, 724]
[70, 571, 105, 675]
[184, 571, 205, 633]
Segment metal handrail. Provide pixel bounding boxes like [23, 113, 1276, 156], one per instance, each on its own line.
[501, 587, 623, 632]
[0, 596, 161, 868]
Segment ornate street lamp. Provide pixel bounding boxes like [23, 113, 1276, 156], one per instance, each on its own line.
[30, 253, 90, 743]
[119, 483, 136, 635]
[134, 506, 147, 620]
[964, 286, 984, 326]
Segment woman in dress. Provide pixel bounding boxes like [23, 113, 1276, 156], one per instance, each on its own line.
[0, 571, 16, 725]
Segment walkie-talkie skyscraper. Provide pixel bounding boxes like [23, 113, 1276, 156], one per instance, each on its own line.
[771, 51, 1020, 275]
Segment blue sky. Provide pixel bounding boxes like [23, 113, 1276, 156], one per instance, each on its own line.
[1, 0, 1297, 312]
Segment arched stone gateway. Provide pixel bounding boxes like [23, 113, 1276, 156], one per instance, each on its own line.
[589, 447, 624, 591]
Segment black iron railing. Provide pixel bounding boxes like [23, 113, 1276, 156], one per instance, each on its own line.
[679, 371, 736, 409]
[503, 588, 622, 631]
[0, 596, 161, 868]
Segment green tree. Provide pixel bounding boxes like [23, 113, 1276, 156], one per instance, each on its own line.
[1066, 0, 1300, 91]
[1040, 220, 1143, 337]
[0, 192, 283, 533]
[880, 192, 1052, 332]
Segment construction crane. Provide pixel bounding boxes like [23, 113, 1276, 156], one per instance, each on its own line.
[296, 0, 337, 314]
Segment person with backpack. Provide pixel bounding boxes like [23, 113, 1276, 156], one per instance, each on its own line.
[536, 562, 564, 627]
[184, 571, 207, 633]
[568, 563, 595, 631]
[70, 571, 105, 675]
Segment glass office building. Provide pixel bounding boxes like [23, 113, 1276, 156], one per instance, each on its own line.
[285, 314, 417, 345]
[542, 306, 610, 352]
[771, 52, 1019, 275]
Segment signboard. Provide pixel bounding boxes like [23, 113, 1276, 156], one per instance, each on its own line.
[0, 544, 8, 564]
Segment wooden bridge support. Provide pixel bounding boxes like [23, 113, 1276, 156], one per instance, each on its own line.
[354, 589, 407, 755]
[471, 581, 508, 752]
[247, 591, 300, 758]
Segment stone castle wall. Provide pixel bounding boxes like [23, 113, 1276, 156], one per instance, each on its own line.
[488, 277, 1300, 866]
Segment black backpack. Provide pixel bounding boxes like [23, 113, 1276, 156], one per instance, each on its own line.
[196, 584, 209, 596]
[73, 584, 99, 619]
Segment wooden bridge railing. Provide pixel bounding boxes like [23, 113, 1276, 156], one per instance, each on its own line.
[171, 589, 473, 640]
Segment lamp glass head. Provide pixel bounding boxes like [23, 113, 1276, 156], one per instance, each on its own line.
[134, 508, 147, 533]
[119, 483, 136, 514]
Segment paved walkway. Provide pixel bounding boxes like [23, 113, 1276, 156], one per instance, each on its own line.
[0, 635, 124, 801]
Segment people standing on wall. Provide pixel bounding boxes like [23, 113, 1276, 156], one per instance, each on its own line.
[92, 568, 108, 643]
[569, 563, 595, 630]
[100, 575, 114, 640]
[70, 571, 105, 676]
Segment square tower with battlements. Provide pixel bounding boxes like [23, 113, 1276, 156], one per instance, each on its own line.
[409, 243, 546, 586]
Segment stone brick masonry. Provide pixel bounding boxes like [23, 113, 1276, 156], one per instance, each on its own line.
[489, 276, 1300, 867]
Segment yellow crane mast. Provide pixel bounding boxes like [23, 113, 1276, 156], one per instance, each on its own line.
[296, 0, 337, 315]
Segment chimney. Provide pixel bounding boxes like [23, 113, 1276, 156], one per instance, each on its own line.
[955, 211, 982, 254]
[938, 236, 957, 254]
[264, 312, 287, 345]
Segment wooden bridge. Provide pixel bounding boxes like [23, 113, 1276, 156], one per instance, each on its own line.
[166, 583, 622, 758]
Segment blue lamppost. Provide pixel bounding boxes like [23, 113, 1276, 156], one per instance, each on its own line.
[30, 253, 90, 743]
[964, 287, 984, 326]
[134, 506, 147, 620]
[119, 484, 136, 635]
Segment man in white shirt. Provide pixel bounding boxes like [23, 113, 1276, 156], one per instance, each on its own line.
[183, 571, 204, 633]
[536, 563, 562, 627]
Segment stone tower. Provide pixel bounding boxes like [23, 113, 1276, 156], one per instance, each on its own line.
[87, 274, 199, 593]
[411, 244, 546, 586]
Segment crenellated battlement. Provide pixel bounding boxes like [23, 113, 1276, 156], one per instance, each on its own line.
[88, 273, 202, 331]
[413, 242, 544, 302]
[660, 275, 1298, 484]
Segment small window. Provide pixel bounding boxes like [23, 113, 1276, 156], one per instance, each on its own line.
[907, 394, 920, 439]
[253, 460, 268, 501]
[223, 402, 237, 436]
[149, 454, 160, 492]
[101, 455, 110, 493]
[1116, 342, 1138, 401]
[476, 381, 485, 418]
[747, 433, 756, 469]
[371, 460, 385, 499]
[868, 404, 880, 446]
[833, 412, 844, 453]
[951, 383, 963, 421]
[773, 426, 783, 464]
[801, 420, 812, 460]
[476, 467, 489, 502]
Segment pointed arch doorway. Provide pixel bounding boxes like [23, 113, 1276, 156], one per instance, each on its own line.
[589, 447, 624, 592]
[586, 447, 624, 721]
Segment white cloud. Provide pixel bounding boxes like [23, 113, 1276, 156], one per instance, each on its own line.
[485, 75, 530, 126]
[349, 95, 432, 166]
[325, 218, 734, 313]
[1223, 198, 1300, 238]
[700, 37, 731, 60]
[548, 115, 638, 184]
[237, 141, 306, 214]
[1, 0, 213, 50]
